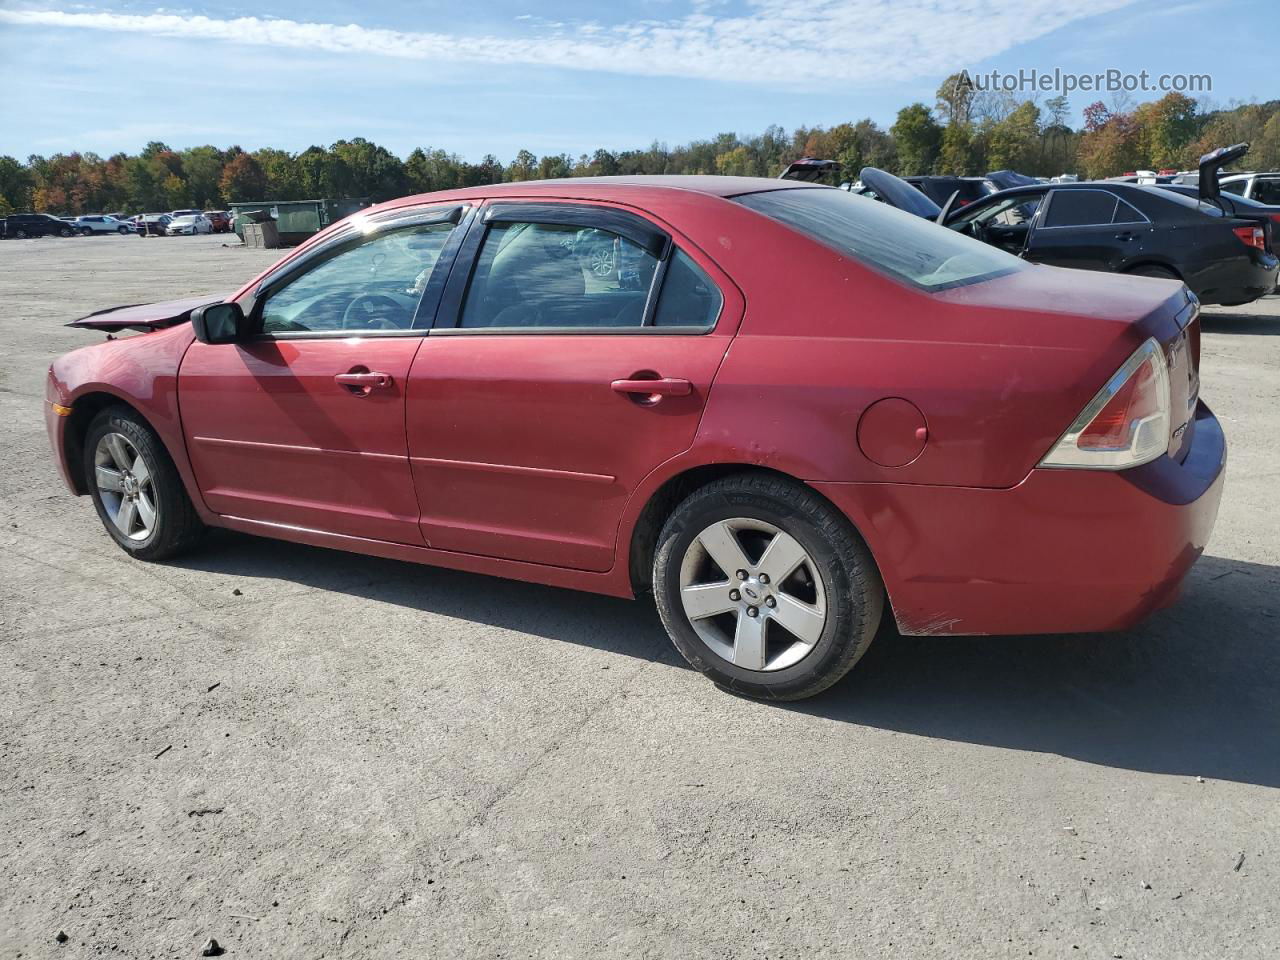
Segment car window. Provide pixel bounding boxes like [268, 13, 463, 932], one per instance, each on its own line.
[1043, 189, 1120, 228]
[260, 221, 457, 334]
[458, 221, 660, 329]
[949, 193, 1044, 229]
[737, 188, 1026, 292]
[1253, 179, 1280, 205]
[1112, 199, 1146, 224]
[1221, 180, 1247, 196]
[652, 250, 722, 327]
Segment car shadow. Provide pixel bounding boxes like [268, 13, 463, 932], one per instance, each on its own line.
[176, 536, 1280, 787]
[794, 554, 1280, 788]
[1201, 306, 1280, 335]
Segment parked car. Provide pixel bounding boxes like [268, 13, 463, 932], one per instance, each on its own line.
[2, 213, 77, 238]
[1159, 183, 1280, 257]
[859, 145, 1278, 306]
[778, 157, 843, 183]
[1220, 172, 1280, 205]
[170, 208, 204, 219]
[203, 210, 232, 233]
[904, 175, 996, 208]
[133, 214, 173, 237]
[73, 215, 135, 236]
[166, 214, 213, 236]
[45, 177, 1227, 700]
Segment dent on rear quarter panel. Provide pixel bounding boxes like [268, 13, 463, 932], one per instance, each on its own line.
[54, 324, 213, 521]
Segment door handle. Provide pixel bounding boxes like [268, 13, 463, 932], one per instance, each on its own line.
[1115, 232, 1137, 241]
[611, 377, 692, 398]
[335, 371, 393, 395]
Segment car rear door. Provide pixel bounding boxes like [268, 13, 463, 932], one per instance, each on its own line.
[178, 203, 468, 544]
[1023, 188, 1152, 271]
[405, 201, 742, 572]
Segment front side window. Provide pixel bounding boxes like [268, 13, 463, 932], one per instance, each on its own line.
[459, 221, 660, 329]
[1222, 180, 1247, 196]
[737, 187, 1026, 292]
[260, 221, 456, 334]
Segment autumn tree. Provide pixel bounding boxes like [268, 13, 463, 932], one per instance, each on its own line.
[219, 152, 267, 202]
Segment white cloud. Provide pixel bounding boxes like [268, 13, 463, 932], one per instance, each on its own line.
[0, 1, 1139, 87]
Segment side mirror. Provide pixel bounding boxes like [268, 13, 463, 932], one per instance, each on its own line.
[190, 302, 247, 344]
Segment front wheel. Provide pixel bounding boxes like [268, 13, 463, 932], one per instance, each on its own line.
[653, 474, 884, 701]
[84, 407, 205, 561]
[59, 227, 74, 237]
[118, 226, 130, 235]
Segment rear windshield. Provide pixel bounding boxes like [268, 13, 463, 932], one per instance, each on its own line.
[735, 187, 1025, 292]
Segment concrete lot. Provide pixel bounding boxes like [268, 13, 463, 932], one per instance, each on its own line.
[1, 234, 1278, 959]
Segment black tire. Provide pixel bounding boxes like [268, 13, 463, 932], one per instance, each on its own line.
[80, 228, 93, 237]
[84, 406, 205, 561]
[653, 473, 884, 701]
[1126, 264, 1180, 281]
[117, 226, 130, 235]
[14, 228, 28, 239]
[59, 227, 74, 237]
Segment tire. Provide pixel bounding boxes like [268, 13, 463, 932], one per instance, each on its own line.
[80, 228, 93, 237]
[14, 228, 28, 239]
[653, 473, 884, 701]
[1126, 264, 1180, 281]
[118, 226, 130, 235]
[84, 406, 205, 561]
[59, 227, 74, 237]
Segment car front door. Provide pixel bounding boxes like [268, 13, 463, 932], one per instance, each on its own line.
[405, 201, 742, 572]
[946, 191, 1046, 256]
[178, 204, 467, 544]
[1023, 188, 1153, 272]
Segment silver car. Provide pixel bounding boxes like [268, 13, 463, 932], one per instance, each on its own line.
[166, 214, 213, 236]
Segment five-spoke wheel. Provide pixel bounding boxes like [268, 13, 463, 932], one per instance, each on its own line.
[93, 431, 158, 540]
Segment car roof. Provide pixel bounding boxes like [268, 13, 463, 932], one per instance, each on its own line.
[378, 175, 817, 209]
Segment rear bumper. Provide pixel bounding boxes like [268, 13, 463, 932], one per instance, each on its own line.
[1191, 251, 1279, 304]
[813, 401, 1226, 636]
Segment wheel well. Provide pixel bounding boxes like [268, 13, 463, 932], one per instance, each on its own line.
[1123, 261, 1183, 281]
[628, 464, 833, 595]
[62, 392, 141, 494]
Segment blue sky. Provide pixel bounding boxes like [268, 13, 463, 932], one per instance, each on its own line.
[0, 0, 1263, 161]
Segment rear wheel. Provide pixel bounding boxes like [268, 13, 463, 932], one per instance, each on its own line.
[117, 226, 130, 235]
[14, 228, 28, 239]
[59, 226, 74, 237]
[84, 407, 205, 561]
[80, 228, 93, 237]
[653, 474, 884, 701]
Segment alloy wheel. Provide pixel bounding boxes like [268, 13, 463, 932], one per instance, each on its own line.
[94, 432, 157, 541]
[678, 518, 827, 672]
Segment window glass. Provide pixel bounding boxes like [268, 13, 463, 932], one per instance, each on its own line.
[736, 188, 1026, 292]
[652, 250, 722, 327]
[1043, 190, 1120, 227]
[1221, 180, 1247, 196]
[459, 221, 659, 329]
[1112, 199, 1146, 224]
[949, 193, 1044, 229]
[260, 221, 455, 333]
[1253, 179, 1280, 205]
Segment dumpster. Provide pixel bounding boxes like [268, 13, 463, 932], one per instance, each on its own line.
[228, 198, 371, 246]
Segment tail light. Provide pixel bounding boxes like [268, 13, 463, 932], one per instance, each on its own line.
[1041, 338, 1171, 470]
[1233, 225, 1267, 250]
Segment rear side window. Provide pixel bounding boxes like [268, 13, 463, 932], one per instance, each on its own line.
[459, 222, 660, 329]
[652, 251, 722, 327]
[736, 188, 1025, 292]
[1222, 180, 1247, 196]
[1112, 199, 1146, 224]
[1254, 179, 1280, 205]
[1043, 189, 1120, 228]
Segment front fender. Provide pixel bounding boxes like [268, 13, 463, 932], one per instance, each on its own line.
[47, 325, 214, 522]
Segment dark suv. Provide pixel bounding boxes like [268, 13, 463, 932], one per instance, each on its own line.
[1, 213, 77, 239]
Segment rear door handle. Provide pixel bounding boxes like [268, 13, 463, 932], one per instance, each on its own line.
[1115, 232, 1137, 241]
[611, 377, 692, 398]
[335, 371, 393, 394]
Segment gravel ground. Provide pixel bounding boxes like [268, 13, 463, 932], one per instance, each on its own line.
[1, 234, 1278, 959]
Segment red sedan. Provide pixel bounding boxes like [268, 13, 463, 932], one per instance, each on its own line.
[45, 177, 1225, 700]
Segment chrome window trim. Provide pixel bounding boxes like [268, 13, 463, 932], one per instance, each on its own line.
[1036, 188, 1151, 230]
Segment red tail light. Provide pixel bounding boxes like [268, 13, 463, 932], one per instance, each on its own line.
[1233, 225, 1267, 250]
[1040, 339, 1171, 470]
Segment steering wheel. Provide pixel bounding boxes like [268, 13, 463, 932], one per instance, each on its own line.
[341, 293, 409, 331]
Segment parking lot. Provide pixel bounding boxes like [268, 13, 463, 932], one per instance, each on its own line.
[1, 234, 1278, 958]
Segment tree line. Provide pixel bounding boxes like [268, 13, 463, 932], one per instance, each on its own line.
[2, 84, 1277, 217]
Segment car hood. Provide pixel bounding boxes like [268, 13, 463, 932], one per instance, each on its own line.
[858, 167, 942, 219]
[985, 170, 1040, 191]
[69, 294, 227, 332]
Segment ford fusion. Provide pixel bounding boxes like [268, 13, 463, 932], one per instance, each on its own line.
[45, 177, 1225, 700]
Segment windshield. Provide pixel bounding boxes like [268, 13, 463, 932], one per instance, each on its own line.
[736, 187, 1026, 292]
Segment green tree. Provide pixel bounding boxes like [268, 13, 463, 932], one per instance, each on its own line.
[987, 101, 1042, 172]
[890, 103, 941, 175]
[181, 146, 225, 207]
[507, 149, 538, 181]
